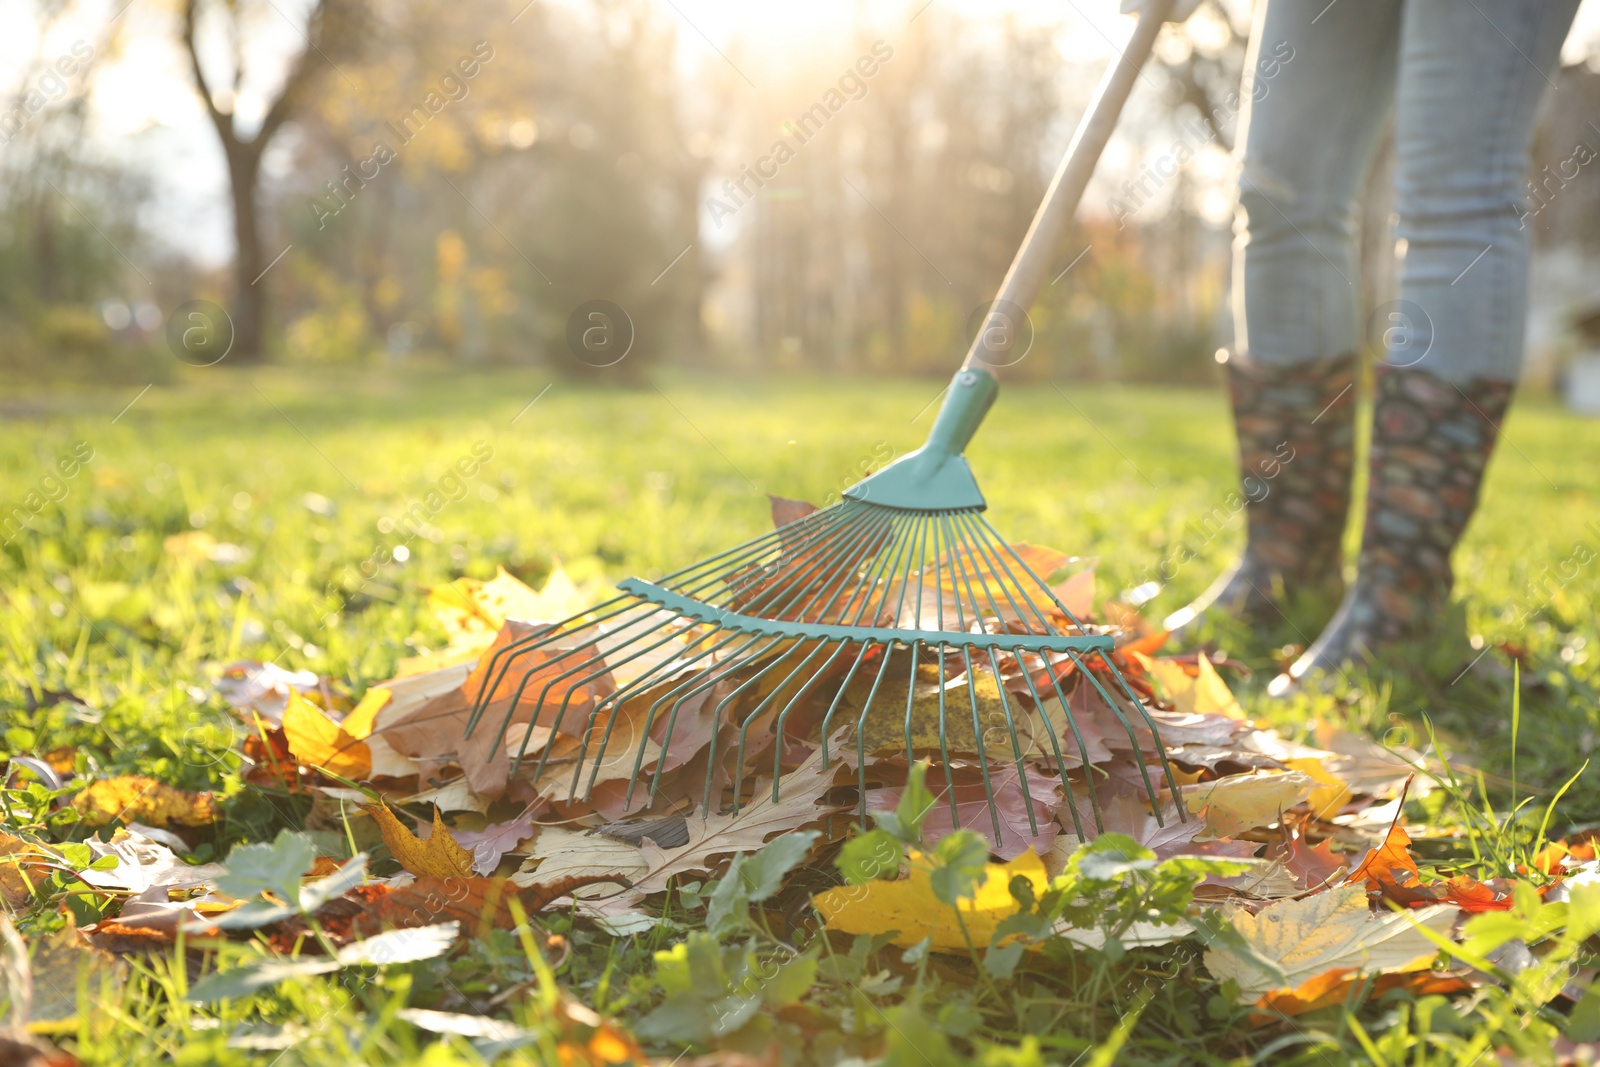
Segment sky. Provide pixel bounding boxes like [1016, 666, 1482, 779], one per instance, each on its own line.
[3, 0, 1598, 268]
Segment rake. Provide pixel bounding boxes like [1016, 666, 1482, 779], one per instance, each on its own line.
[463, 2, 1182, 843]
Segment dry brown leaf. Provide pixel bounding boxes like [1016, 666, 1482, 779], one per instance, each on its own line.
[634, 741, 847, 893]
[361, 804, 475, 878]
[1203, 883, 1455, 1002]
[515, 828, 649, 897]
[71, 777, 216, 828]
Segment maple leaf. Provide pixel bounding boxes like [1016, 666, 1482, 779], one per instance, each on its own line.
[1138, 652, 1245, 720]
[1203, 883, 1455, 1002]
[812, 848, 1048, 951]
[361, 803, 475, 878]
[633, 740, 846, 893]
[1270, 824, 1350, 891]
[72, 777, 217, 828]
[1344, 824, 1514, 912]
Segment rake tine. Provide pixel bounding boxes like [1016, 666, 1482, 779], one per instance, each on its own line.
[494, 612, 703, 766]
[1041, 663, 1106, 832]
[923, 514, 961, 833]
[700, 640, 811, 812]
[960, 514, 1169, 823]
[943, 512, 1041, 834]
[973, 512, 1094, 633]
[1014, 656, 1088, 839]
[477, 507, 851, 731]
[818, 640, 874, 766]
[854, 640, 901, 828]
[467, 596, 635, 731]
[1064, 648, 1167, 821]
[1097, 648, 1189, 825]
[575, 630, 785, 805]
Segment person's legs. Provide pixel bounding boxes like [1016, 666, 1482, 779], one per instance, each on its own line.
[1276, 0, 1581, 688]
[1167, 0, 1399, 633]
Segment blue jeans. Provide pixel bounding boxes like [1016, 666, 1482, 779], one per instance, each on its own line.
[1232, 0, 1580, 383]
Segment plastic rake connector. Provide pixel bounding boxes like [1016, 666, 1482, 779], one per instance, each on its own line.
[460, 369, 1184, 845]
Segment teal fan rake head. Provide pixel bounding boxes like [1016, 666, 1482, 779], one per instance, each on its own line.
[461, 0, 1179, 843]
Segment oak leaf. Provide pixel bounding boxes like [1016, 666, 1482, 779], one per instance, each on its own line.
[1203, 884, 1454, 1001]
[633, 741, 846, 893]
[361, 804, 475, 878]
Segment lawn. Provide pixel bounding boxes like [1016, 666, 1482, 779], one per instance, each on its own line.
[3, 366, 1599, 1065]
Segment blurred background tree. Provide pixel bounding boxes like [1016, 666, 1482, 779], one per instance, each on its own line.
[2, 0, 1597, 385]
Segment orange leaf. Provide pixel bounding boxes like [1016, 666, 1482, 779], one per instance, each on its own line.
[1255, 967, 1473, 1019]
[1345, 824, 1439, 906]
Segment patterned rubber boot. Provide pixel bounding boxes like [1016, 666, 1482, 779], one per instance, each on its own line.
[1270, 366, 1513, 694]
[1163, 353, 1356, 634]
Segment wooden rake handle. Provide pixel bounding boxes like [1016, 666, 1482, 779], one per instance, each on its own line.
[960, 0, 1175, 377]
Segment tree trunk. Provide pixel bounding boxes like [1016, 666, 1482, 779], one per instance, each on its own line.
[227, 143, 265, 363]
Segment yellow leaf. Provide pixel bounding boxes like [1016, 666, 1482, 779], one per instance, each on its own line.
[1184, 771, 1316, 837]
[72, 777, 216, 828]
[1285, 757, 1354, 821]
[1203, 884, 1454, 1002]
[812, 849, 1048, 951]
[1142, 653, 1244, 719]
[283, 688, 372, 779]
[362, 803, 475, 878]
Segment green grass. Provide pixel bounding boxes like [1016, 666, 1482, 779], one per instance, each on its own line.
[3, 366, 1599, 1064]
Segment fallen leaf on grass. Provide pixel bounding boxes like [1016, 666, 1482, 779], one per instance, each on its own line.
[353, 874, 626, 935]
[1345, 824, 1514, 912]
[361, 803, 475, 878]
[72, 777, 216, 828]
[282, 689, 417, 780]
[870, 762, 1061, 860]
[450, 808, 538, 874]
[812, 848, 1048, 951]
[633, 741, 846, 893]
[1203, 884, 1455, 1002]
[1254, 966, 1473, 1019]
[1284, 758, 1353, 821]
[0, 833, 55, 910]
[1139, 652, 1244, 719]
[77, 830, 225, 893]
[515, 828, 649, 897]
[1183, 771, 1316, 838]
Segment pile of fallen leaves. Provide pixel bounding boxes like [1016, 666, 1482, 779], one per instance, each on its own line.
[7, 500, 1600, 1062]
